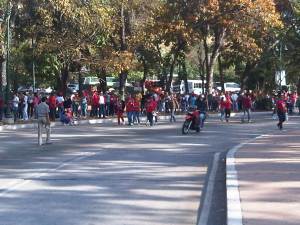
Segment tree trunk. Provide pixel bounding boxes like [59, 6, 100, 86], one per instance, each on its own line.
[241, 62, 256, 91]
[166, 51, 180, 93]
[141, 59, 148, 94]
[203, 28, 226, 94]
[218, 55, 225, 92]
[181, 56, 189, 94]
[60, 64, 69, 96]
[118, 2, 128, 100]
[119, 70, 128, 100]
[0, 56, 4, 97]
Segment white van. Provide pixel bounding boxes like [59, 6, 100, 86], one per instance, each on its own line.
[173, 80, 206, 95]
[82, 77, 100, 86]
[216, 82, 241, 93]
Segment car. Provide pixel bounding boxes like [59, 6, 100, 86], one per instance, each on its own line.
[67, 83, 79, 93]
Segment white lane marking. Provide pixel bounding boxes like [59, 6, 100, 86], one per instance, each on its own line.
[198, 152, 221, 225]
[226, 135, 268, 225]
[226, 143, 244, 225]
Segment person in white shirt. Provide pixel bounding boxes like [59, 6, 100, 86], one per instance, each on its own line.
[36, 96, 51, 145]
[56, 93, 65, 118]
[231, 92, 239, 112]
[22, 93, 29, 120]
[12, 94, 20, 122]
[99, 92, 106, 118]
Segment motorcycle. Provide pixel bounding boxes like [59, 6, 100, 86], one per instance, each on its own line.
[182, 108, 201, 134]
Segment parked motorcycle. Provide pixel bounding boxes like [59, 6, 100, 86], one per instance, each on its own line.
[182, 108, 201, 134]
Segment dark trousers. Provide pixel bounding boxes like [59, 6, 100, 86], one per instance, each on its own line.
[225, 109, 231, 120]
[0, 107, 3, 121]
[147, 112, 154, 126]
[49, 108, 56, 121]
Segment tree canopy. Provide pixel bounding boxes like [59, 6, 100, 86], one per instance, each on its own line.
[0, 0, 299, 95]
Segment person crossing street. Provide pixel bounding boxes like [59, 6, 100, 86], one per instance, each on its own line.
[36, 96, 51, 146]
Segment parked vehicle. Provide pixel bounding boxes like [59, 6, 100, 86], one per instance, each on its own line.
[216, 82, 241, 93]
[81, 77, 100, 86]
[173, 80, 206, 95]
[67, 83, 79, 93]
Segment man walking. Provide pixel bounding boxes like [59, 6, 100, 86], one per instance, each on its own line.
[276, 94, 287, 130]
[242, 93, 252, 123]
[37, 96, 51, 146]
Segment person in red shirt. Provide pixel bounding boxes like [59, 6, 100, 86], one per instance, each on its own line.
[276, 94, 287, 130]
[48, 93, 57, 121]
[126, 95, 134, 125]
[242, 93, 252, 122]
[145, 97, 157, 126]
[219, 97, 226, 122]
[224, 96, 232, 122]
[91, 91, 99, 117]
[133, 97, 141, 124]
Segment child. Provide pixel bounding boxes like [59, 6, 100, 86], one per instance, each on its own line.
[60, 109, 74, 125]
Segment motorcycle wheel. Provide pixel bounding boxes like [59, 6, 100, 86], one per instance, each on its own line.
[182, 120, 192, 135]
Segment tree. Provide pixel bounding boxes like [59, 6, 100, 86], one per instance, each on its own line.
[187, 0, 282, 93]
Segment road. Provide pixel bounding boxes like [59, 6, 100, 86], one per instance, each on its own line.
[0, 112, 291, 225]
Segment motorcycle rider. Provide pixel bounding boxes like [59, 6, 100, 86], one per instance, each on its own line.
[195, 94, 207, 128]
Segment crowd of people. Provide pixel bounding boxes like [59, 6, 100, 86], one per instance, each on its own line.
[0, 88, 299, 128]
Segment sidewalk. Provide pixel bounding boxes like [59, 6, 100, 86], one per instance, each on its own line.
[227, 129, 300, 225]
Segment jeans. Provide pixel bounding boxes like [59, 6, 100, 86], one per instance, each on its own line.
[133, 111, 140, 124]
[170, 109, 176, 122]
[12, 106, 18, 122]
[99, 104, 106, 118]
[127, 111, 134, 125]
[243, 108, 251, 122]
[81, 103, 87, 117]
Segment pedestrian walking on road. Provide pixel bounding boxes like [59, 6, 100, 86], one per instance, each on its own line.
[37, 96, 51, 146]
[145, 97, 156, 126]
[224, 95, 232, 122]
[242, 93, 252, 123]
[276, 94, 287, 130]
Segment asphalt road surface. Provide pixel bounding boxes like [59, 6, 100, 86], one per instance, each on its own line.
[0, 112, 293, 225]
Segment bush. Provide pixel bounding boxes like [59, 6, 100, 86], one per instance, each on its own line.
[254, 97, 273, 111]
